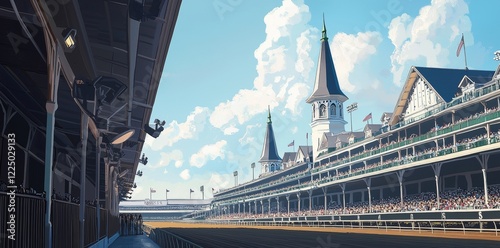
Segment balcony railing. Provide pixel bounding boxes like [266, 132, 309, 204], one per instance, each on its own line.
[0, 193, 113, 248]
[317, 80, 500, 159]
[219, 135, 500, 205]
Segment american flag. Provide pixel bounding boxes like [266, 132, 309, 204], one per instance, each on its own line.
[363, 113, 372, 122]
[456, 34, 464, 57]
[288, 140, 294, 147]
[190, 189, 194, 193]
[150, 188, 156, 193]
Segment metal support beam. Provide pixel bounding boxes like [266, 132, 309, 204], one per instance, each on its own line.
[79, 113, 89, 248]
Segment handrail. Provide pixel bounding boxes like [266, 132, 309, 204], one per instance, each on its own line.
[148, 226, 203, 248]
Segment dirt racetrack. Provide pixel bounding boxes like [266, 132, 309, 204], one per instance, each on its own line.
[145, 222, 500, 248]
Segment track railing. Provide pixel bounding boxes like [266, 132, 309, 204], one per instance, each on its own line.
[204, 219, 500, 236]
[147, 226, 203, 248]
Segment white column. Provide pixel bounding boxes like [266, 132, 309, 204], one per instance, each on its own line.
[364, 178, 372, 213]
[297, 192, 301, 214]
[396, 170, 405, 208]
[322, 187, 327, 215]
[340, 183, 346, 213]
[476, 155, 490, 206]
[432, 163, 442, 209]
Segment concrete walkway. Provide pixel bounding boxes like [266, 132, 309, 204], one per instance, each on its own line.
[109, 235, 159, 248]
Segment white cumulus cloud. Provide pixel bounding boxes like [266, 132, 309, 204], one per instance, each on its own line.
[330, 31, 383, 92]
[190, 140, 228, 168]
[150, 149, 184, 169]
[209, 0, 316, 132]
[388, 0, 472, 86]
[179, 169, 190, 180]
[144, 107, 210, 151]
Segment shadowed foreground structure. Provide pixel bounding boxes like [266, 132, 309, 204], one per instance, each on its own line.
[146, 222, 500, 248]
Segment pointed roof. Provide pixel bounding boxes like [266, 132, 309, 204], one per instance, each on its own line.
[415, 67, 493, 102]
[306, 17, 348, 103]
[259, 107, 282, 162]
[389, 66, 494, 125]
[282, 152, 297, 162]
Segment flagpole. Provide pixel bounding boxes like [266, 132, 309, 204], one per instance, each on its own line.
[463, 33, 468, 69]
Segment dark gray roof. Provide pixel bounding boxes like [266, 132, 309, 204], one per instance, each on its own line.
[349, 131, 365, 139]
[364, 124, 382, 132]
[306, 21, 347, 103]
[282, 152, 297, 162]
[259, 110, 282, 162]
[415, 67, 494, 102]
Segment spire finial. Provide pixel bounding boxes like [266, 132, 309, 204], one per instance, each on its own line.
[321, 13, 328, 41]
[267, 105, 272, 123]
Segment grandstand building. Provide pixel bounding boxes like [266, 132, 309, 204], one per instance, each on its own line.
[119, 199, 211, 221]
[209, 19, 500, 228]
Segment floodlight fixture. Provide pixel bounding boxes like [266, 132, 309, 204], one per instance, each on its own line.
[63, 28, 77, 49]
[139, 153, 148, 165]
[144, 119, 165, 138]
[494, 50, 500, 61]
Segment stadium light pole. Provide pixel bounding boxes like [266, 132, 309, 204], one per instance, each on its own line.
[251, 162, 255, 180]
[347, 102, 358, 133]
[494, 50, 500, 61]
[233, 171, 238, 186]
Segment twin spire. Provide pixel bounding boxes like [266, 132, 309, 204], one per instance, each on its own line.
[321, 13, 328, 41]
[260, 105, 281, 162]
[306, 14, 348, 103]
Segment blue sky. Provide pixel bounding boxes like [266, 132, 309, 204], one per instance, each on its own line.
[132, 0, 500, 200]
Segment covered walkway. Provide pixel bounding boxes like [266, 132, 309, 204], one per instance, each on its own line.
[109, 235, 159, 248]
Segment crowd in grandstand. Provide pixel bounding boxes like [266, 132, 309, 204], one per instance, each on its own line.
[215, 107, 500, 203]
[119, 213, 143, 236]
[209, 185, 500, 220]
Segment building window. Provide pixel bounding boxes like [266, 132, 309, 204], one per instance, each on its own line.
[330, 103, 336, 116]
[339, 103, 343, 117]
[319, 104, 326, 117]
[312, 104, 315, 118]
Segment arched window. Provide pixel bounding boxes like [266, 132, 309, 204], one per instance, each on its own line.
[330, 103, 336, 116]
[270, 163, 275, 172]
[339, 104, 343, 117]
[312, 104, 315, 118]
[319, 104, 326, 117]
